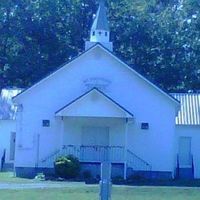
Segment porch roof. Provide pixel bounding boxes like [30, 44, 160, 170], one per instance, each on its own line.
[55, 88, 134, 118]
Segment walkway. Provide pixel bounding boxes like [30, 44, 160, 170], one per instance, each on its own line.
[0, 182, 85, 190]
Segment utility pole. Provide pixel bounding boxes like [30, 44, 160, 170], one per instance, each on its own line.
[99, 162, 112, 200]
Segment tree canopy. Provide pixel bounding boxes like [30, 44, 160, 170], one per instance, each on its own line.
[0, 0, 199, 92]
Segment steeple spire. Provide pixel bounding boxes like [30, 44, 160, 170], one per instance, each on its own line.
[91, 0, 109, 33]
[85, 0, 113, 51]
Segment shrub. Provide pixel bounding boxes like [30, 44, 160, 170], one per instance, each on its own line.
[83, 170, 92, 180]
[112, 176, 125, 184]
[127, 174, 146, 182]
[54, 155, 80, 179]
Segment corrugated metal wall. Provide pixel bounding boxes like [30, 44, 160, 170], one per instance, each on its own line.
[171, 93, 200, 125]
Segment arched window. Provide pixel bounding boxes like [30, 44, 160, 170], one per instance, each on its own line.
[92, 31, 95, 36]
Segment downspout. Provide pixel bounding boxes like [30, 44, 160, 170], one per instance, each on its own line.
[13, 104, 23, 177]
[124, 118, 128, 180]
[60, 116, 64, 151]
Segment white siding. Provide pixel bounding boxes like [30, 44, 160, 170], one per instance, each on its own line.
[14, 46, 177, 174]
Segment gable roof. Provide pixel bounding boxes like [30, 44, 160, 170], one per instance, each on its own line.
[55, 87, 134, 118]
[171, 93, 200, 125]
[13, 43, 180, 106]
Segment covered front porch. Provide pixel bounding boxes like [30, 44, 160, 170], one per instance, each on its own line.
[59, 116, 128, 163]
[39, 88, 151, 178]
[57, 88, 133, 163]
[39, 116, 151, 178]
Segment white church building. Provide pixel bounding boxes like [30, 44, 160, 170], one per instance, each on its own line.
[2, 1, 199, 179]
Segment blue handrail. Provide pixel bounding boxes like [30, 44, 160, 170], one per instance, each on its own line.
[191, 154, 194, 178]
[176, 154, 179, 179]
[127, 149, 152, 171]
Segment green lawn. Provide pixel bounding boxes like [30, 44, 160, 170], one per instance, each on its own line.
[0, 172, 199, 200]
[0, 172, 35, 183]
[0, 186, 199, 200]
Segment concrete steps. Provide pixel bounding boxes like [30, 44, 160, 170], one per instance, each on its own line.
[178, 168, 194, 179]
[2, 163, 14, 172]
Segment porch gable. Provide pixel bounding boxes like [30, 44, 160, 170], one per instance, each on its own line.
[55, 88, 133, 118]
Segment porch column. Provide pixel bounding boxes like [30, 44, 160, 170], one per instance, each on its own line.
[60, 116, 65, 151]
[124, 118, 128, 180]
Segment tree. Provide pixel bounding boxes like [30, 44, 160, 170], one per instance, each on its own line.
[0, 0, 199, 92]
[109, 0, 200, 91]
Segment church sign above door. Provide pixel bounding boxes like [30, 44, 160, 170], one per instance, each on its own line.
[83, 77, 111, 90]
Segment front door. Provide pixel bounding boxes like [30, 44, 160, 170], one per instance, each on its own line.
[10, 132, 16, 161]
[82, 126, 109, 161]
[179, 137, 192, 167]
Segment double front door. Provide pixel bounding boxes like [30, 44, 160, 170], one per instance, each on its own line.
[81, 126, 109, 161]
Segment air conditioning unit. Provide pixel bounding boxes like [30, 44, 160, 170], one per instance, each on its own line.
[141, 123, 149, 130]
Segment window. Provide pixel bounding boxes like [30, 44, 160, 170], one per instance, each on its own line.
[92, 31, 95, 36]
[42, 120, 50, 127]
[141, 123, 149, 130]
[105, 32, 108, 36]
[98, 31, 102, 35]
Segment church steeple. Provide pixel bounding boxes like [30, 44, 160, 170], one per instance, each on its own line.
[85, 0, 113, 51]
[90, 0, 109, 42]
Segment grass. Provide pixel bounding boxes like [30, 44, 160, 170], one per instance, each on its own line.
[0, 186, 200, 200]
[0, 172, 35, 183]
[0, 172, 200, 199]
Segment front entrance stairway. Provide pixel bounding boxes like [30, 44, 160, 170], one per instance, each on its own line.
[176, 154, 194, 179]
[178, 168, 194, 179]
[38, 145, 152, 178]
[0, 149, 14, 172]
[126, 149, 152, 178]
[2, 163, 14, 172]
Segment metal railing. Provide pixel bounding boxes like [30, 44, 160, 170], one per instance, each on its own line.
[176, 154, 180, 178]
[126, 149, 152, 171]
[39, 145, 152, 172]
[39, 145, 125, 168]
[191, 155, 194, 177]
[0, 149, 6, 172]
[176, 153, 194, 179]
[39, 149, 60, 168]
[62, 145, 125, 163]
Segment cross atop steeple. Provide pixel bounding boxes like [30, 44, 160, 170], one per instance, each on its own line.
[85, 0, 113, 51]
